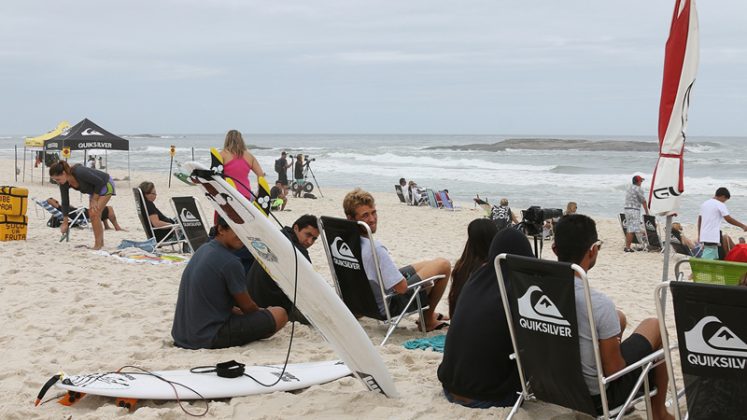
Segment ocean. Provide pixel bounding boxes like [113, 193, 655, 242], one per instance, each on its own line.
[1, 133, 745, 225]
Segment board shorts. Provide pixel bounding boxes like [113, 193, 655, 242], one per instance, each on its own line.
[624, 209, 642, 233]
[592, 333, 655, 412]
[387, 265, 429, 315]
[211, 309, 276, 349]
[701, 244, 719, 260]
[98, 176, 116, 196]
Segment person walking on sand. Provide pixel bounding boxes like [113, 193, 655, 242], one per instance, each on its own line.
[623, 175, 649, 252]
[697, 187, 747, 260]
[343, 188, 451, 331]
[49, 161, 116, 250]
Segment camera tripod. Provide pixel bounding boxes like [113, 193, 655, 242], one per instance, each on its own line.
[292, 160, 324, 198]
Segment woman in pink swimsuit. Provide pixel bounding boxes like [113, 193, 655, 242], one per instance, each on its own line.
[220, 130, 265, 201]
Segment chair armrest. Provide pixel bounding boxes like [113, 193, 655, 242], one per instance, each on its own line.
[603, 348, 665, 383]
[152, 223, 180, 231]
[406, 274, 445, 290]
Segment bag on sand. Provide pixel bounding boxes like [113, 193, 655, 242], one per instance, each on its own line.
[303, 192, 317, 199]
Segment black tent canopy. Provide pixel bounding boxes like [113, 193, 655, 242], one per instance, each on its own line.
[44, 118, 130, 181]
[44, 118, 129, 151]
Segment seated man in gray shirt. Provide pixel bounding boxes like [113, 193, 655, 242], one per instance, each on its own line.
[171, 217, 288, 349]
[552, 214, 673, 420]
[343, 188, 451, 331]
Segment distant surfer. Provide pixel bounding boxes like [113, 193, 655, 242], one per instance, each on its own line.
[246, 214, 320, 325]
[171, 216, 288, 350]
[343, 188, 451, 331]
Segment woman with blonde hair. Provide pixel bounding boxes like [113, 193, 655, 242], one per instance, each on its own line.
[49, 160, 116, 249]
[220, 130, 265, 201]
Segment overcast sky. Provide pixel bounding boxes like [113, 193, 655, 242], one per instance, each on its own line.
[1, 1, 745, 136]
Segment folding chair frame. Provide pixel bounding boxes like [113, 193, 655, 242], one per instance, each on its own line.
[318, 217, 443, 346]
[133, 187, 187, 253]
[495, 254, 662, 419]
[33, 197, 90, 241]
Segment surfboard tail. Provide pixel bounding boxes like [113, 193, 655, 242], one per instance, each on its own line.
[254, 176, 272, 217]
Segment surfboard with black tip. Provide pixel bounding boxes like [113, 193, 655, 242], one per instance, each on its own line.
[209, 147, 271, 217]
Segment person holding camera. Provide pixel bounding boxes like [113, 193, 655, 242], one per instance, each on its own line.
[293, 154, 305, 197]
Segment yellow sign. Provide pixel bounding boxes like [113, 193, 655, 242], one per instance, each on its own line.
[170, 145, 176, 157]
[62, 147, 71, 159]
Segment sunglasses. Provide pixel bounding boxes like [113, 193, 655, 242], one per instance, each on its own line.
[590, 240, 604, 252]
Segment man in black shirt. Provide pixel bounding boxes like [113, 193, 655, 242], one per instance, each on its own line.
[246, 214, 319, 324]
[275, 151, 291, 194]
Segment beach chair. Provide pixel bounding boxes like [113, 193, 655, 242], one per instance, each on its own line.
[495, 253, 662, 419]
[654, 280, 747, 419]
[437, 191, 460, 211]
[33, 198, 89, 241]
[318, 216, 443, 346]
[394, 185, 407, 204]
[132, 188, 187, 253]
[643, 215, 662, 251]
[674, 258, 747, 286]
[170, 196, 209, 253]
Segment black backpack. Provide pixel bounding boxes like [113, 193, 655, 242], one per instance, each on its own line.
[274, 159, 283, 173]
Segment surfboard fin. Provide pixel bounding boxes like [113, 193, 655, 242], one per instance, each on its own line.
[115, 397, 138, 411]
[58, 390, 86, 406]
[35, 373, 62, 406]
[209, 147, 224, 174]
[253, 176, 272, 217]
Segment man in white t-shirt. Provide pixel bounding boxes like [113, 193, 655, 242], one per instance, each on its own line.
[697, 187, 747, 260]
[343, 188, 451, 331]
[553, 214, 673, 419]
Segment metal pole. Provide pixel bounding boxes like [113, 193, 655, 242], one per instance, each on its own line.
[191, 147, 194, 161]
[661, 215, 673, 282]
[15, 145, 19, 182]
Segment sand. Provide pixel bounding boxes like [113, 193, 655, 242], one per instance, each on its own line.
[1, 159, 730, 419]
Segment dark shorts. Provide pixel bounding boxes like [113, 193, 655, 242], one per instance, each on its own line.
[278, 173, 288, 186]
[592, 333, 655, 411]
[443, 388, 517, 409]
[211, 309, 276, 349]
[387, 265, 428, 315]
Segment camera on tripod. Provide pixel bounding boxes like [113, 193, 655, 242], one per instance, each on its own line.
[521, 206, 563, 236]
[304, 155, 316, 162]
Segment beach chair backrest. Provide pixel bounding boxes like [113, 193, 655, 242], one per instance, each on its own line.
[170, 196, 208, 253]
[496, 254, 596, 416]
[438, 191, 453, 210]
[643, 215, 662, 250]
[670, 241, 693, 256]
[689, 258, 747, 286]
[666, 281, 747, 418]
[394, 185, 406, 203]
[425, 189, 438, 208]
[318, 216, 383, 320]
[133, 188, 155, 240]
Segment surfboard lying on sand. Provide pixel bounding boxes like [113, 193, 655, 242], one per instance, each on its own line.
[54, 360, 350, 401]
[183, 161, 399, 398]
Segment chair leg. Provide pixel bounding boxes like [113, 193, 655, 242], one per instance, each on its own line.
[506, 393, 524, 420]
[379, 286, 424, 347]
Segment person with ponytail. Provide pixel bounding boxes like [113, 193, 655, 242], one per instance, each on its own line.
[219, 130, 265, 201]
[49, 160, 116, 249]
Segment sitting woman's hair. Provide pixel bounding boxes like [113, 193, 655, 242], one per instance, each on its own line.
[49, 160, 71, 177]
[448, 218, 499, 317]
[343, 188, 375, 219]
[138, 181, 155, 194]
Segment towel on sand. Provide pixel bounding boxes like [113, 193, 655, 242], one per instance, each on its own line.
[403, 334, 446, 352]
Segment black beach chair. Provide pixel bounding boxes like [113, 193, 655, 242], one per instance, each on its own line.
[495, 254, 662, 419]
[170, 196, 209, 253]
[318, 216, 443, 346]
[394, 185, 407, 203]
[655, 281, 747, 419]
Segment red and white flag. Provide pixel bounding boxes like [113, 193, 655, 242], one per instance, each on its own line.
[648, 0, 699, 215]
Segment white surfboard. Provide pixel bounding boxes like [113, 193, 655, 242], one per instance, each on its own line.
[184, 161, 398, 398]
[55, 360, 350, 400]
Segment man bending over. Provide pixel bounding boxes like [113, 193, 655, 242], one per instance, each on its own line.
[172, 217, 288, 349]
[343, 188, 451, 331]
[553, 214, 673, 420]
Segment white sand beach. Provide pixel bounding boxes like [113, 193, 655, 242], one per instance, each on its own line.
[2, 159, 735, 419]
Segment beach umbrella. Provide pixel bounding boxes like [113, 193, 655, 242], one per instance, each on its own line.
[648, 0, 699, 281]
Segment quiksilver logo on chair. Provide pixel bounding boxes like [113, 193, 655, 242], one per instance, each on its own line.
[331, 237, 360, 270]
[684, 316, 747, 370]
[517, 286, 572, 337]
[180, 208, 202, 227]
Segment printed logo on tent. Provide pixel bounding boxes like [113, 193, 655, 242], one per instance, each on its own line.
[247, 236, 278, 263]
[330, 237, 360, 270]
[81, 128, 104, 136]
[179, 207, 202, 227]
[684, 316, 747, 370]
[516, 286, 572, 337]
